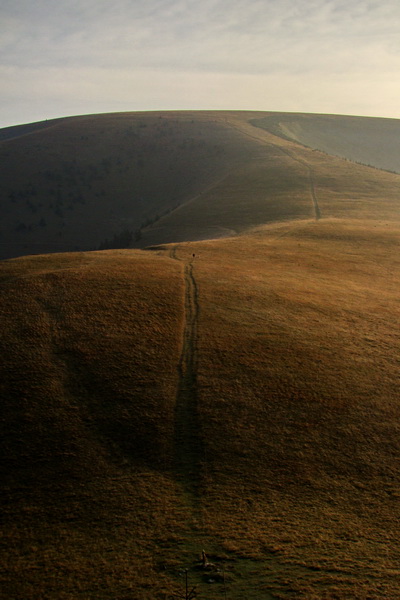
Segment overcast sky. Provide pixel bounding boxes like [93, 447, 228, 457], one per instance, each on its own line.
[1, 0, 400, 127]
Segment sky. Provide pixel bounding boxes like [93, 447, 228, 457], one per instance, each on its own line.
[1, 0, 400, 128]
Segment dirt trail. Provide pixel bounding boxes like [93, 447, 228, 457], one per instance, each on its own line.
[228, 118, 322, 220]
[170, 247, 203, 500]
[275, 146, 321, 220]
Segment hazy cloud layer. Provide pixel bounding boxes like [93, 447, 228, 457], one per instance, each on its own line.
[1, 0, 400, 126]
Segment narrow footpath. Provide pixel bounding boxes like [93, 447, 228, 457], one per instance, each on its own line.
[170, 248, 203, 501]
[278, 146, 322, 220]
[227, 118, 322, 221]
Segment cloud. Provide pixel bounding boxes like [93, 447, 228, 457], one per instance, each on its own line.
[3, 0, 400, 70]
[1, 0, 400, 125]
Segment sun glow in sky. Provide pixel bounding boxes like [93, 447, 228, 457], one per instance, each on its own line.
[1, 0, 400, 127]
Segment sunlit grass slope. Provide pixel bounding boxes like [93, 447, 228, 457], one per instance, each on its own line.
[2, 217, 400, 598]
[141, 128, 400, 246]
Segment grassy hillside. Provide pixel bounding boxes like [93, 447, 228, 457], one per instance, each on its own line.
[2, 216, 400, 599]
[253, 112, 400, 173]
[140, 115, 400, 247]
[1, 110, 400, 259]
[1, 249, 185, 598]
[0, 112, 259, 259]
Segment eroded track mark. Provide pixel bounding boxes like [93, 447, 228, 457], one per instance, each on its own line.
[171, 249, 203, 499]
[228, 117, 322, 220]
[278, 147, 321, 220]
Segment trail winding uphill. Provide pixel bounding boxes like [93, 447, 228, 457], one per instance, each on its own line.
[278, 146, 322, 220]
[170, 248, 203, 501]
[227, 116, 322, 221]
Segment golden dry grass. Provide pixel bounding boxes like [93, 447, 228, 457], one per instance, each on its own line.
[141, 112, 400, 247]
[182, 219, 400, 598]
[2, 215, 400, 598]
[1, 250, 190, 599]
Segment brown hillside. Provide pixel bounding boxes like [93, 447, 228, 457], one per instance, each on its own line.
[2, 217, 400, 599]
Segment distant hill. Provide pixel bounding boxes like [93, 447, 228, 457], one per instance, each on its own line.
[1, 110, 400, 259]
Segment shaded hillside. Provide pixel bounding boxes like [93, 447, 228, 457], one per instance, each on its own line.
[2, 218, 400, 599]
[253, 112, 400, 173]
[2, 110, 400, 259]
[0, 112, 259, 259]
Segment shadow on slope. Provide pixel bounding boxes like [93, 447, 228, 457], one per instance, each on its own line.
[0, 112, 258, 259]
